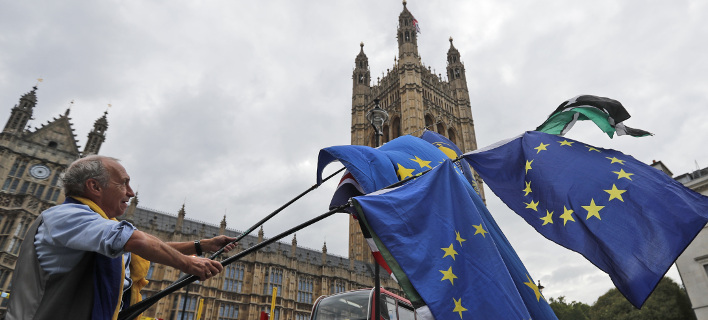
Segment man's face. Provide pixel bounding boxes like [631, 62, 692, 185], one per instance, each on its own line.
[100, 159, 135, 219]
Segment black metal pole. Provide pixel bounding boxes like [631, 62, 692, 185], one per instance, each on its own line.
[165, 166, 346, 290]
[207, 166, 345, 259]
[118, 203, 350, 320]
[179, 283, 189, 320]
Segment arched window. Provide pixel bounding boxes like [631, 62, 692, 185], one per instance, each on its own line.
[392, 117, 401, 138]
[425, 115, 435, 131]
[448, 129, 457, 145]
[437, 123, 445, 135]
[383, 124, 390, 143]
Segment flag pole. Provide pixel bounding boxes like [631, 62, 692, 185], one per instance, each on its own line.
[161, 166, 346, 292]
[207, 166, 345, 259]
[118, 202, 351, 320]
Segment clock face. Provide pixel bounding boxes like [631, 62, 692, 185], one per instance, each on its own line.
[30, 164, 51, 180]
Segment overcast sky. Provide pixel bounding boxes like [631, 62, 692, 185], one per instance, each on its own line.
[2, 0, 707, 306]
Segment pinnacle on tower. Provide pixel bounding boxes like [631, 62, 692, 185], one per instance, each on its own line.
[4, 86, 38, 134]
[83, 111, 109, 155]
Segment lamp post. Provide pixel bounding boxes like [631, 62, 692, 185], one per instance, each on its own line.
[366, 98, 388, 320]
[366, 99, 389, 148]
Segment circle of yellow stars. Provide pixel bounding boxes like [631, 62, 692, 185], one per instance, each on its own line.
[523, 139, 634, 227]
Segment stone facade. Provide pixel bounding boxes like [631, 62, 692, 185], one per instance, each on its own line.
[349, 1, 482, 264]
[0, 86, 108, 318]
[120, 204, 397, 320]
[669, 163, 708, 320]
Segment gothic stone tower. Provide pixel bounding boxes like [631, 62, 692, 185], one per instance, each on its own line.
[0, 86, 108, 317]
[350, 1, 481, 264]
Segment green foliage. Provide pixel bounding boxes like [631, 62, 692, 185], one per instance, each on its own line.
[588, 277, 696, 320]
[548, 277, 696, 320]
[549, 296, 590, 320]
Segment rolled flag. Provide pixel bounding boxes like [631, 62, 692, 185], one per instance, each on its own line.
[536, 95, 652, 138]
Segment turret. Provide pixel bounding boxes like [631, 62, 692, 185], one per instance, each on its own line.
[353, 42, 371, 92]
[3, 86, 37, 134]
[397, 0, 420, 62]
[83, 111, 108, 155]
[446, 37, 468, 85]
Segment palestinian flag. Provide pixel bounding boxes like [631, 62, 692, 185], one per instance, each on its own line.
[536, 95, 652, 138]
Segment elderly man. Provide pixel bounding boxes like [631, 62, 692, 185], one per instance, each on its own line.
[7, 155, 237, 320]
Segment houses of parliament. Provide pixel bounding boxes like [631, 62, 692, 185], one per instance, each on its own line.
[0, 2, 480, 319]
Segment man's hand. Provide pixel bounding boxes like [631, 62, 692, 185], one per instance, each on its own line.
[183, 255, 224, 281]
[202, 235, 237, 253]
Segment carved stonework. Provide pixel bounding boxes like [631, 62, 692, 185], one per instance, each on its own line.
[27, 198, 39, 212]
[12, 195, 24, 207]
[0, 195, 10, 207]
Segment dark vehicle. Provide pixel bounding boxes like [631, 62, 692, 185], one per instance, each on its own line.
[310, 288, 417, 320]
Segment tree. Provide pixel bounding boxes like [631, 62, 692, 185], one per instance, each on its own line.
[549, 296, 590, 320]
[588, 277, 696, 320]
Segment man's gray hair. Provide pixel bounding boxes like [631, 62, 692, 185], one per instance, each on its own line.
[61, 155, 119, 197]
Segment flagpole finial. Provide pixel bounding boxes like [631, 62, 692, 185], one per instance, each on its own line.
[36, 78, 43, 86]
[402, 0, 407, 7]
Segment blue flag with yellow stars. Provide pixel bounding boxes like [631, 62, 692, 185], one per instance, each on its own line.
[420, 130, 481, 194]
[462, 131, 708, 308]
[353, 161, 532, 320]
[317, 135, 448, 195]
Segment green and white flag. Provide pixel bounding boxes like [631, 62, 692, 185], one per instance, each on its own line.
[536, 95, 652, 138]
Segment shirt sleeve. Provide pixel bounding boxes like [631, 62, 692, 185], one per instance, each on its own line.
[40, 203, 137, 258]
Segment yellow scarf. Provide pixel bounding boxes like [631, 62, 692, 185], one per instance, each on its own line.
[72, 196, 150, 320]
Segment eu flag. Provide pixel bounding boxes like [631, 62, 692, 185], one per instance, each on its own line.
[420, 130, 481, 194]
[463, 131, 708, 308]
[353, 161, 532, 320]
[317, 135, 448, 201]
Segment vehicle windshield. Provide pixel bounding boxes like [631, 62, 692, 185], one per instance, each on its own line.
[311, 290, 371, 320]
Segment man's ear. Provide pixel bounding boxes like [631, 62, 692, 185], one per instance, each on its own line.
[85, 179, 102, 196]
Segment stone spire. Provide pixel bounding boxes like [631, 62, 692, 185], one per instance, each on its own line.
[83, 111, 108, 155]
[397, 0, 420, 61]
[4, 86, 37, 134]
[291, 234, 297, 257]
[175, 203, 186, 234]
[321, 242, 328, 264]
[219, 215, 227, 235]
[258, 226, 264, 243]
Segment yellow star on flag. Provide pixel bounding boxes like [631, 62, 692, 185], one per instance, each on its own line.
[440, 266, 458, 285]
[473, 224, 488, 238]
[452, 297, 467, 319]
[397, 164, 415, 180]
[606, 156, 626, 165]
[455, 231, 466, 247]
[441, 244, 458, 260]
[540, 210, 553, 226]
[523, 181, 532, 196]
[524, 274, 545, 302]
[534, 142, 550, 153]
[559, 206, 575, 226]
[525, 159, 533, 174]
[524, 199, 539, 212]
[584, 145, 600, 152]
[613, 169, 634, 180]
[604, 184, 627, 202]
[410, 156, 432, 169]
[582, 199, 604, 220]
[558, 140, 574, 146]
